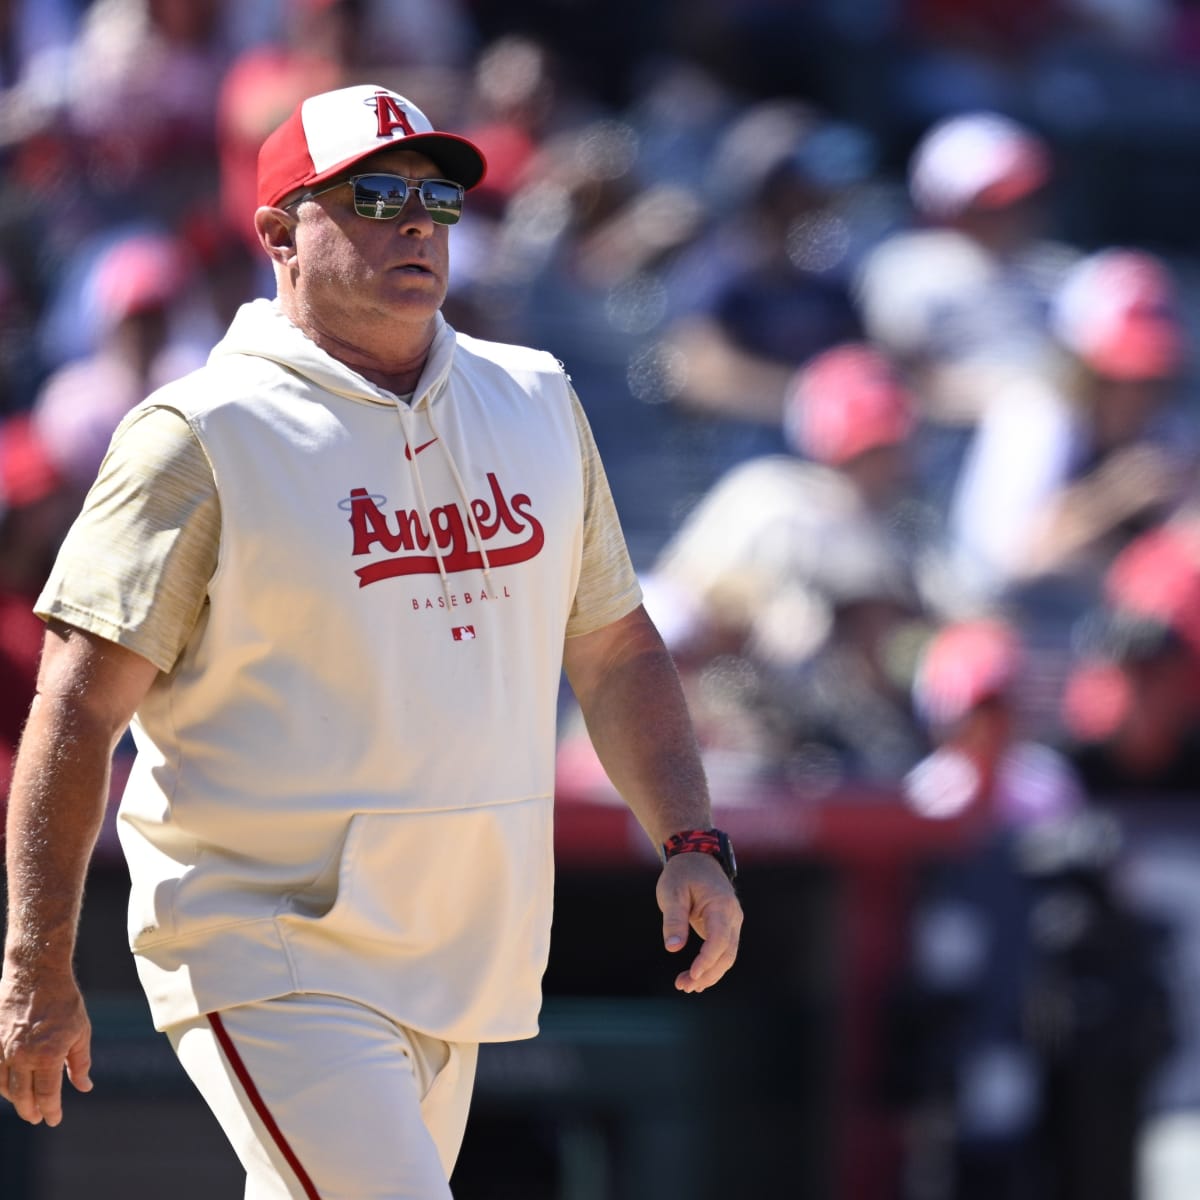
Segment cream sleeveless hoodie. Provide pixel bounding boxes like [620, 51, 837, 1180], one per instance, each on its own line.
[117, 299, 584, 1040]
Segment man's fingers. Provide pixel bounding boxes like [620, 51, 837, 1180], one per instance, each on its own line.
[676, 914, 740, 993]
[0, 1036, 90, 1125]
[32, 1067, 65, 1126]
[66, 1036, 94, 1094]
[5, 1066, 45, 1125]
[662, 913, 689, 952]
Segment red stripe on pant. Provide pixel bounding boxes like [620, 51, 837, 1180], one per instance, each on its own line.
[208, 1011, 323, 1199]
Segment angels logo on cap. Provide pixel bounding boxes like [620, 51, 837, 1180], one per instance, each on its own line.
[256, 83, 487, 210]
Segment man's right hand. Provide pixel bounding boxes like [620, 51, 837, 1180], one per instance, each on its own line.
[0, 969, 93, 1126]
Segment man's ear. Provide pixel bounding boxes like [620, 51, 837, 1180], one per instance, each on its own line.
[254, 206, 298, 266]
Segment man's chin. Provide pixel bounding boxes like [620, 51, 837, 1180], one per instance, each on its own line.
[380, 286, 446, 324]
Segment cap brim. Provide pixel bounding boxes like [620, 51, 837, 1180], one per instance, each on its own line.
[1088, 321, 1184, 381]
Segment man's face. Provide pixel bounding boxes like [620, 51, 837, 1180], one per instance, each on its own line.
[289, 148, 453, 339]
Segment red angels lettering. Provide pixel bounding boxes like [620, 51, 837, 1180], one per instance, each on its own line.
[352, 472, 544, 587]
[429, 503, 469, 566]
[471, 473, 525, 538]
[374, 93, 415, 138]
[348, 489, 431, 555]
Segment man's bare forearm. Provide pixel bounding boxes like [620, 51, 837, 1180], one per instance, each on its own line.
[564, 606, 712, 845]
[4, 695, 114, 977]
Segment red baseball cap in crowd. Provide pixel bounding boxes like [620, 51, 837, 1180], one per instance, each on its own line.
[912, 618, 1024, 729]
[1060, 524, 1200, 738]
[257, 83, 487, 209]
[908, 111, 1051, 220]
[784, 342, 915, 466]
[91, 232, 188, 324]
[1105, 523, 1200, 654]
[0, 413, 62, 515]
[1051, 249, 1185, 381]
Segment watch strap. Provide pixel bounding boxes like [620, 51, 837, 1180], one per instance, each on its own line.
[660, 828, 737, 882]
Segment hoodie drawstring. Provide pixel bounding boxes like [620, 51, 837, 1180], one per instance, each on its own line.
[423, 402, 496, 597]
[398, 400, 495, 611]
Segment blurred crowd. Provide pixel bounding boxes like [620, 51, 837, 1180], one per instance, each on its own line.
[2, 1, 1200, 1198]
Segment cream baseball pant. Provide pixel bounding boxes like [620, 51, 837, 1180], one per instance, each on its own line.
[166, 994, 479, 1199]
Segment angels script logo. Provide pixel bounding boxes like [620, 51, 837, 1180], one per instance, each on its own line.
[343, 472, 544, 587]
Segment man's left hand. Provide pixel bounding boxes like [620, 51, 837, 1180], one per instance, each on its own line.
[657, 852, 742, 993]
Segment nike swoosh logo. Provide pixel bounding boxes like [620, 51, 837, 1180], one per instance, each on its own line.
[404, 437, 439, 460]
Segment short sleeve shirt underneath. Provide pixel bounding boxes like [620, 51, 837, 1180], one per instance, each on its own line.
[36, 390, 639, 671]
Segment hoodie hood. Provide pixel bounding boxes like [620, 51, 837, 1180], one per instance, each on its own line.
[208, 298, 456, 411]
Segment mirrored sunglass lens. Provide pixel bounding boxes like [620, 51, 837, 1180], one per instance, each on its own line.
[353, 177, 407, 219]
[419, 181, 463, 224]
[351, 176, 462, 224]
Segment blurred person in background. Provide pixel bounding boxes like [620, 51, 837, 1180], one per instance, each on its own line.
[457, 34, 561, 216]
[30, 229, 207, 493]
[657, 100, 867, 453]
[0, 0, 80, 144]
[440, 31, 598, 340]
[1059, 518, 1200, 797]
[948, 248, 1195, 618]
[65, 0, 232, 223]
[1056, 518, 1200, 1200]
[855, 110, 1077, 509]
[889, 616, 1169, 1200]
[638, 342, 938, 794]
[216, 0, 363, 256]
[904, 618, 1085, 830]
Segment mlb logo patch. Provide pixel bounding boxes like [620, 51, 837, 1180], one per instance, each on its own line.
[452, 626, 476, 641]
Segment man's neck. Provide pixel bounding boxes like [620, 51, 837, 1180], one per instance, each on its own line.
[287, 300, 437, 396]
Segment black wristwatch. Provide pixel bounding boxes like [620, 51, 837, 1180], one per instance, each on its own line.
[660, 828, 738, 883]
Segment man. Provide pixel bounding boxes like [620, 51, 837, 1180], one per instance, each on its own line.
[0, 84, 742, 1198]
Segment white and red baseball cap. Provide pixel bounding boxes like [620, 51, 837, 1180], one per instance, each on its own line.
[783, 342, 915, 466]
[908, 111, 1051, 220]
[1051, 248, 1185, 381]
[257, 83, 487, 210]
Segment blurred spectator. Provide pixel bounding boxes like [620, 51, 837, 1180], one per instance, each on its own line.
[31, 229, 208, 491]
[66, 0, 232, 223]
[905, 618, 1085, 828]
[948, 248, 1195, 611]
[645, 343, 938, 791]
[459, 34, 558, 213]
[656, 100, 869, 447]
[443, 32, 607, 336]
[215, 0, 352, 251]
[890, 617, 1169, 1200]
[1056, 519, 1200, 1200]
[856, 110, 1077, 507]
[0, 0, 79, 140]
[1059, 520, 1200, 795]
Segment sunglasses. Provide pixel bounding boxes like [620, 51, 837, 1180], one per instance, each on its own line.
[289, 174, 465, 225]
